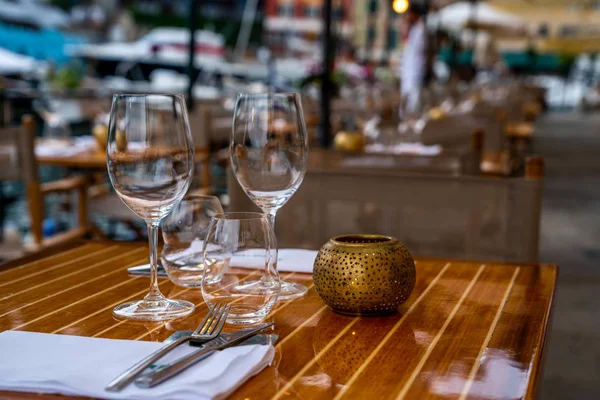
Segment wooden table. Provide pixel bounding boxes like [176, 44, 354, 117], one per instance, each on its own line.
[0, 242, 557, 399]
[36, 149, 210, 169]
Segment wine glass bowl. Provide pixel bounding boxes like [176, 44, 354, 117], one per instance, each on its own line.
[231, 93, 308, 212]
[230, 93, 309, 301]
[107, 94, 195, 321]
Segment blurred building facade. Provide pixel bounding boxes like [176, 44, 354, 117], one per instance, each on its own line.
[354, 0, 402, 61]
[264, 0, 402, 59]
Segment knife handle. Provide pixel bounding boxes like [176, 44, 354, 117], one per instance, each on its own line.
[105, 336, 190, 392]
[135, 347, 217, 388]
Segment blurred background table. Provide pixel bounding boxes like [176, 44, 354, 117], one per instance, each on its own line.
[36, 149, 108, 169]
[36, 148, 210, 169]
[0, 242, 556, 399]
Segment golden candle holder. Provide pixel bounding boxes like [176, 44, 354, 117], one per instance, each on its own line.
[313, 234, 416, 316]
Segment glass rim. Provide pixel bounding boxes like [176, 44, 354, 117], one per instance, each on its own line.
[236, 92, 301, 99]
[212, 212, 269, 221]
[112, 93, 186, 100]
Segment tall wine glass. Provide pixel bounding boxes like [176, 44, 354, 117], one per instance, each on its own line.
[230, 93, 309, 300]
[107, 94, 195, 320]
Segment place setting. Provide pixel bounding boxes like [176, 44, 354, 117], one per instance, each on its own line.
[0, 1, 566, 397]
[0, 92, 316, 399]
[0, 87, 556, 400]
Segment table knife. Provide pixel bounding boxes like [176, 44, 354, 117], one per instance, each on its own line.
[134, 324, 275, 388]
[127, 263, 167, 276]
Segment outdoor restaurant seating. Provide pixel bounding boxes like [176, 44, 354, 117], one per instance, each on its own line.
[0, 0, 588, 397]
[0, 115, 89, 254]
[229, 151, 544, 263]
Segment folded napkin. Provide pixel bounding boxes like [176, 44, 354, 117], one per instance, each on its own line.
[228, 249, 318, 274]
[0, 331, 274, 400]
[35, 136, 98, 157]
[170, 240, 318, 274]
[365, 143, 443, 156]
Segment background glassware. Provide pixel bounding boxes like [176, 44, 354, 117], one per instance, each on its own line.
[107, 94, 195, 321]
[161, 195, 224, 288]
[230, 93, 309, 300]
[202, 212, 281, 324]
[398, 88, 430, 143]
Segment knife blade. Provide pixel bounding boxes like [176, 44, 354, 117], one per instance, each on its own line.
[127, 263, 168, 276]
[134, 323, 275, 388]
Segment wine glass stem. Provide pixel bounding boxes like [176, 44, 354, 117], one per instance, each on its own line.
[145, 222, 164, 302]
[267, 210, 278, 270]
[267, 210, 277, 230]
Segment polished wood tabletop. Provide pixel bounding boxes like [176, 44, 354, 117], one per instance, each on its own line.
[0, 242, 556, 399]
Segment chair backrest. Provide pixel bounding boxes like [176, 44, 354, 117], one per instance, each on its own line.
[5, 115, 89, 249]
[188, 105, 233, 148]
[0, 115, 37, 182]
[0, 126, 21, 181]
[228, 154, 544, 263]
[187, 106, 211, 149]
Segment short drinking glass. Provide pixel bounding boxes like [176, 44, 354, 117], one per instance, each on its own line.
[202, 212, 281, 324]
[107, 94, 195, 321]
[161, 195, 224, 287]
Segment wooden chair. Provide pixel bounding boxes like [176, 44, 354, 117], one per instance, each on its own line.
[1, 115, 89, 252]
[228, 153, 545, 263]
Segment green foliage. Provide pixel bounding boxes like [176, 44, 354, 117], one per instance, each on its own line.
[50, 62, 84, 90]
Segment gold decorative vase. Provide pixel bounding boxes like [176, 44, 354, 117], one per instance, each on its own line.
[313, 234, 416, 316]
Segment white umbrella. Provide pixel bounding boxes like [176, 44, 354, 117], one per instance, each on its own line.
[437, 1, 523, 32]
[0, 47, 46, 75]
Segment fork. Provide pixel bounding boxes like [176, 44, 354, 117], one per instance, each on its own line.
[105, 303, 230, 392]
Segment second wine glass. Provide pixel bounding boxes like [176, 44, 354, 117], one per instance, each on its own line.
[230, 93, 309, 300]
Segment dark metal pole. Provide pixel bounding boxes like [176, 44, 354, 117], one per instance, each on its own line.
[187, 0, 198, 111]
[320, 0, 333, 148]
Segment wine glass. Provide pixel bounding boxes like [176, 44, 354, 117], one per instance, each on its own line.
[107, 94, 195, 320]
[202, 212, 280, 324]
[161, 195, 224, 288]
[230, 93, 309, 300]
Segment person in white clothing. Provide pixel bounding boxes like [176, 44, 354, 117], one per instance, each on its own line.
[401, 5, 427, 113]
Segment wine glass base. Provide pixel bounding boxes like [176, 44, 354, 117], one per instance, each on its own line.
[277, 281, 308, 301]
[113, 298, 195, 321]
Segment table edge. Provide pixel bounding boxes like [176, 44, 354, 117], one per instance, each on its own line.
[526, 264, 559, 400]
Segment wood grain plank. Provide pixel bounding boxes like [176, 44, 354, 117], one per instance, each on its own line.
[0, 244, 122, 294]
[0, 246, 142, 309]
[458, 267, 520, 400]
[265, 262, 444, 400]
[0, 249, 147, 324]
[463, 265, 557, 400]
[0, 243, 105, 281]
[333, 263, 482, 399]
[399, 265, 519, 399]
[237, 262, 446, 400]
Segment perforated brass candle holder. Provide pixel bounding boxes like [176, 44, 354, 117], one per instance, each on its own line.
[313, 235, 416, 316]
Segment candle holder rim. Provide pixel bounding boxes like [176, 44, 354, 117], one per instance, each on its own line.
[329, 234, 398, 247]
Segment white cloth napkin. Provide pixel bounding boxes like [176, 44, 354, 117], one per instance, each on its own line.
[170, 240, 318, 274]
[232, 249, 318, 274]
[0, 330, 274, 400]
